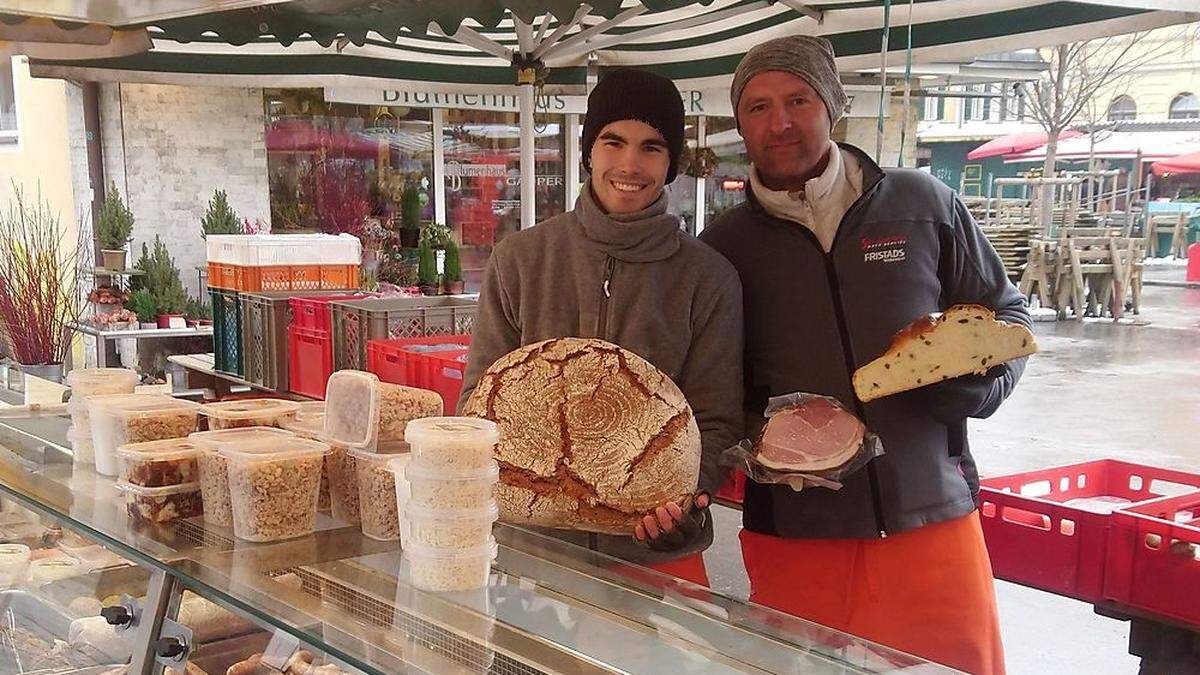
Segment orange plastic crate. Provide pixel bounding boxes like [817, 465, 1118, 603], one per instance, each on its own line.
[320, 264, 359, 290]
[291, 265, 323, 291]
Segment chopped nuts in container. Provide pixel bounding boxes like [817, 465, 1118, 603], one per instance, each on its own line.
[67, 368, 138, 398]
[326, 444, 360, 525]
[190, 427, 296, 528]
[350, 445, 408, 541]
[402, 539, 496, 592]
[324, 370, 441, 450]
[117, 438, 200, 487]
[119, 481, 204, 525]
[402, 461, 498, 510]
[221, 437, 329, 542]
[200, 398, 301, 430]
[281, 416, 331, 509]
[88, 394, 199, 477]
[404, 502, 498, 549]
[405, 417, 500, 472]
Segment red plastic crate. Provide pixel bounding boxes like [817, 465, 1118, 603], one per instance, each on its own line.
[714, 471, 746, 505]
[979, 460, 1200, 603]
[290, 293, 377, 334]
[288, 326, 334, 399]
[1106, 491, 1200, 627]
[424, 349, 469, 415]
[366, 335, 471, 389]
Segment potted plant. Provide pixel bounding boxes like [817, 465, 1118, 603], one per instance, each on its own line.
[97, 183, 134, 270]
[0, 184, 86, 382]
[133, 235, 189, 328]
[441, 238, 464, 295]
[200, 189, 242, 239]
[400, 180, 422, 248]
[126, 288, 158, 329]
[417, 239, 439, 296]
[184, 296, 213, 327]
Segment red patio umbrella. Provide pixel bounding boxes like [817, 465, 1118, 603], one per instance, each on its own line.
[966, 130, 1084, 160]
[1152, 151, 1200, 176]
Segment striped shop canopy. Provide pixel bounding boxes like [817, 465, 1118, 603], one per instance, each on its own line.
[8, 0, 1198, 226]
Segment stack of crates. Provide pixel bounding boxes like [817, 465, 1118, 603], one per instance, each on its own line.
[285, 293, 379, 399]
[240, 291, 375, 392]
[366, 336, 472, 414]
[206, 234, 361, 292]
[330, 296, 478, 372]
[210, 288, 242, 376]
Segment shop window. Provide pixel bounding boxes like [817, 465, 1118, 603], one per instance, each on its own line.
[443, 109, 565, 292]
[703, 116, 748, 224]
[1168, 92, 1199, 120]
[667, 116, 699, 235]
[922, 94, 940, 121]
[0, 56, 18, 146]
[1107, 96, 1137, 122]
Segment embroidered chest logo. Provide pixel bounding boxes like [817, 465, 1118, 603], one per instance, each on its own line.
[861, 235, 908, 264]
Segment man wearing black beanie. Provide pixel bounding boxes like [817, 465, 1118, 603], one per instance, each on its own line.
[460, 68, 744, 586]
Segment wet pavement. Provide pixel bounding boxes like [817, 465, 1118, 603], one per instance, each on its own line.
[703, 278, 1200, 674]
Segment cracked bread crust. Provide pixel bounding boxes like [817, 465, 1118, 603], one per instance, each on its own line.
[462, 338, 700, 534]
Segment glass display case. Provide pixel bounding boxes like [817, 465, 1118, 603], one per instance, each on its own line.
[0, 412, 957, 674]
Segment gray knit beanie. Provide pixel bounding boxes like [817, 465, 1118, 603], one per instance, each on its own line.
[730, 35, 847, 130]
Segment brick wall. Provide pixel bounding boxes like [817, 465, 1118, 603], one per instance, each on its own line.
[99, 83, 268, 296]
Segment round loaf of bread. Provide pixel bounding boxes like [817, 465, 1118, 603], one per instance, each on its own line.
[462, 337, 700, 534]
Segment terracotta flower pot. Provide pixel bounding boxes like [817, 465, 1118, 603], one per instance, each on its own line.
[100, 249, 127, 271]
[157, 314, 186, 329]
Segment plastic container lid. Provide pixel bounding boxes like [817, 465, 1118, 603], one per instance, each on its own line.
[404, 417, 500, 447]
[116, 437, 201, 462]
[66, 368, 139, 391]
[323, 370, 381, 449]
[217, 437, 330, 462]
[116, 480, 202, 497]
[280, 416, 325, 441]
[348, 443, 410, 464]
[89, 394, 198, 418]
[403, 461, 499, 483]
[189, 426, 295, 452]
[295, 401, 327, 419]
[200, 398, 301, 421]
[405, 501, 499, 523]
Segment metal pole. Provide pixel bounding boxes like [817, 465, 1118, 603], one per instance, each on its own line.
[694, 115, 708, 235]
[566, 113, 581, 208]
[129, 568, 182, 675]
[874, 0, 892, 163]
[432, 107, 446, 226]
[518, 72, 536, 229]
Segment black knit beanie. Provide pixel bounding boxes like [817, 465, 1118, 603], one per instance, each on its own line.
[582, 68, 686, 183]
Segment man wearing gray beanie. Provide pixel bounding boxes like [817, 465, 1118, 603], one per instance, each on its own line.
[701, 35, 1028, 675]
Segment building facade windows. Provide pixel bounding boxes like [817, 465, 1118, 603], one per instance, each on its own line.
[1168, 92, 1199, 120]
[1106, 95, 1137, 121]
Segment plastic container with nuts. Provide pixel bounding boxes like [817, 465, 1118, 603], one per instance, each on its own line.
[402, 539, 496, 592]
[324, 370, 442, 451]
[118, 438, 200, 487]
[67, 367, 139, 398]
[404, 417, 500, 472]
[325, 443, 360, 525]
[88, 395, 200, 477]
[404, 502, 498, 549]
[400, 461, 498, 510]
[189, 426, 296, 528]
[350, 446, 408, 541]
[119, 481, 204, 525]
[221, 437, 329, 542]
[201, 398, 301, 430]
[295, 401, 327, 419]
[280, 416, 332, 510]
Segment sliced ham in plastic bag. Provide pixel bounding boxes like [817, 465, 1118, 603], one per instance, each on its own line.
[722, 392, 884, 492]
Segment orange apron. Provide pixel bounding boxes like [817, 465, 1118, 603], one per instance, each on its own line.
[740, 511, 1005, 675]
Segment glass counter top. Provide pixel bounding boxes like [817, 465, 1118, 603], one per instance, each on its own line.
[0, 416, 957, 674]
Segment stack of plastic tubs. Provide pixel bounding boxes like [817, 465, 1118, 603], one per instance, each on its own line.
[64, 368, 139, 466]
[189, 427, 295, 529]
[395, 418, 500, 592]
[87, 395, 200, 477]
[322, 371, 442, 542]
[116, 438, 203, 525]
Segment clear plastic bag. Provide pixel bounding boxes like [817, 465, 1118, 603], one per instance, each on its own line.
[721, 392, 884, 492]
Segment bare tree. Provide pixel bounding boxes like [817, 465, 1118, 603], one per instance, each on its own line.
[1017, 26, 1195, 227]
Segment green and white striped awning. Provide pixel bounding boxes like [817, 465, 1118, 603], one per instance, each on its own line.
[17, 1, 1200, 94]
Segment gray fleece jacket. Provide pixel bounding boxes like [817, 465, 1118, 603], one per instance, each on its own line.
[459, 182, 744, 563]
